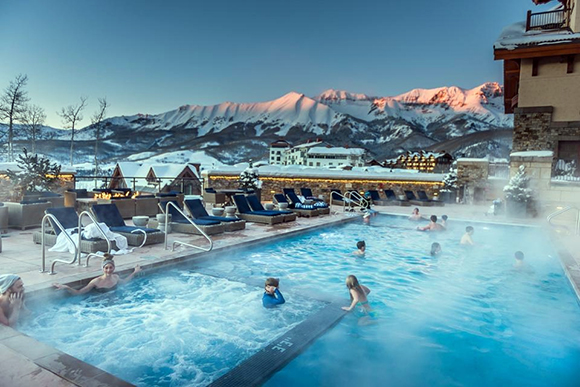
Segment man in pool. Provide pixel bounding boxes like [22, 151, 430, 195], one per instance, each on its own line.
[262, 278, 285, 308]
[353, 240, 366, 256]
[441, 215, 448, 228]
[409, 207, 423, 221]
[0, 274, 25, 327]
[460, 226, 475, 245]
[417, 215, 445, 231]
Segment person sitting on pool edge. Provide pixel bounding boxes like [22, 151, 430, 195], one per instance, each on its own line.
[417, 215, 445, 232]
[460, 226, 475, 245]
[430, 242, 442, 256]
[53, 254, 141, 295]
[353, 240, 366, 256]
[262, 277, 285, 308]
[0, 274, 25, 327]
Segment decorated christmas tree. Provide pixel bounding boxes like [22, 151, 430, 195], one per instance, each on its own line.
[503, 165, 532, 203]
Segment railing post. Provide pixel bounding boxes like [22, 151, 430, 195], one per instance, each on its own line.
[526, 10, 532, 31]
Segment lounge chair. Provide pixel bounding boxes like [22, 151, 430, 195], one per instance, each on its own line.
[417, 190, 445, 207]
[232, 195, 285, 225]
[183, 199, 246, 232]
[202, 188, 227, 206]
[246, 194, 297, 222]
[300, 187, 319, 201]
[404, 190, 435, 207]
[287, 190, 330, 215]
[384, 189, 412, 206]
[164, 201, 226, 235]
[32, 207, 116, 254]
[367, 190, 390, 206]
[273, 194, 319, 217]
[91, 203, 165, 246]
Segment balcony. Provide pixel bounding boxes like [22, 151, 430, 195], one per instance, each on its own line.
[526, 8, 570, 31]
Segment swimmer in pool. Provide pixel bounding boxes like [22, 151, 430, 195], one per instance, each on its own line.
[409, 207, 423, 221]
[342, 275, 377, 325]
[460, 226, 475, 245]
[417, 215, 445, 231]
[430, 242, 442, 256]
[353, 241, 366, 256]
[262, 277, 285, 308]
[0, 274, 25, 327]
[441, 215, 448, 228]
[53, 254, 141, 295]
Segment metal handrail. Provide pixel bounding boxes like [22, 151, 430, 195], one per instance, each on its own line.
[547, 206, 580, 235]
[345, 191, 370, 209]
[163, 201, 213, 252]
[78, 210, 112, 268]
[40, 214, 79, 274]
[330, 190, 367, 213]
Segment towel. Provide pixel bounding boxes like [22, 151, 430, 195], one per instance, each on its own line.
[0, 274, 20, 294]
[49, 223, 129, 254]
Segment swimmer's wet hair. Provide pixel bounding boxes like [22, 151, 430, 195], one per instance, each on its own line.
[265, 278, 279, 287]
[466, 226, 474, 232]
[430, 215, 437, 222]
[357, 241, 366, 249]
[515, 251, 524, 260]
[442, 215, 448, 220]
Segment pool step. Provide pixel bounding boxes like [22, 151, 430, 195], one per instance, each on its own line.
[210, 300, 346, 387]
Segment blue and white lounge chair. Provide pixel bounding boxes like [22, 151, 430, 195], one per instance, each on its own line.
[164, 201, 225, 235]
[184, 199, 246, 232]
[232, 195, 285, 225]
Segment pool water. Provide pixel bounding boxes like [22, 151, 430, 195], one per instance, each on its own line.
[21, 215, 580, 387]
[20, 272, 324, 386]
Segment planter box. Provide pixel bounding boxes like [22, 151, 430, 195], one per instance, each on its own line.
[506, 200, 527, 218]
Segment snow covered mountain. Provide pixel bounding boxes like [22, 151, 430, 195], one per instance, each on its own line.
[6, 82, 513, 166]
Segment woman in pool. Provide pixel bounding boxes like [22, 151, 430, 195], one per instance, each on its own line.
[342, 275, 377, 324]
[53, 255, 141, 295]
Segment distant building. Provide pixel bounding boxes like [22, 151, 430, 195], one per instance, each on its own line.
[384, 151, 453, 173]
[109, 162, 201, 194]
[269, 139, 367, 168]
[269, 139, 292, 165]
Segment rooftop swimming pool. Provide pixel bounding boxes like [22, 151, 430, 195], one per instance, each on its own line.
[21, 215, 580, 386]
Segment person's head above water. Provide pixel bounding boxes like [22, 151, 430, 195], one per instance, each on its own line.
[466, 226, 474, 234]
[442, 215, 448, 221]
[345, 275, 362, 290]
[412, 208, 419, 215]
[430, 242, 442, 256]
[515, 251, 524, 261]
[0, 274, 23, 295]
[101, 254, 115, 273]
[265, 277, 279, 294]
[430, 215, 438, 223]
[356, 241, 366, 251]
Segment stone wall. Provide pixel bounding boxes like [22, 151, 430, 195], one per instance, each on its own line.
[456, 159, 489, 203]
[514, 107, 580, 156]
[205, 174, 443, 202]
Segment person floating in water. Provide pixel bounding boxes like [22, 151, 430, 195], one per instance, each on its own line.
[409, 207, 422, 221]
[342, 275, 377, 324]
[441, 215, 448, 228]
[53, 254, 141, 295]
[430, 242, 442, 256]
[262, 277, 285, 308]
[353, 240, 366, 256]
[417, 215, 445, 231]
[0, 274, 25, 327]
[460, 226, 475, 245]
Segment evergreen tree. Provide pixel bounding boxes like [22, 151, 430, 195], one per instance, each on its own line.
[503, 165, 532, 203]
[441, 166, 458, 192]
[239, 162, 262, 191]
[5, 148, 62, 199]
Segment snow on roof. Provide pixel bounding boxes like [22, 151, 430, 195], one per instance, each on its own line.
[293, 141, 324, 149]
[494, 19, 580, 50]
[150, 164, 199, 179]
[202, 164, 445, 182]
[510, 150, 554, 157]
[307, 147, 365, 156]
[457, 158, 489, 163]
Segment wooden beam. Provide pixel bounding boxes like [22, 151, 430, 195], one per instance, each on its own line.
[532, 59, 539, 76]
[494, 42, 580, 60]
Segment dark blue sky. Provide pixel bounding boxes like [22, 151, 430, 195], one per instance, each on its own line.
[0, 0, 554, 127]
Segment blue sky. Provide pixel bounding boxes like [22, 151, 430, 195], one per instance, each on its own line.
[0, 0, 554, 127]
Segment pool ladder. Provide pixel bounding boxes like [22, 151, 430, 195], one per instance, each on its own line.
[161, 201, 213, 252]
[547, 206, 580, 235]
[330, 190, 369, 213]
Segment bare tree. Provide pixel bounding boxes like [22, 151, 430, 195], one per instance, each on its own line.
[91, 97, 109, 176]
[58, 96, 88, 166]
[21, 104, 46, 154]
[0, 74, 30, 162]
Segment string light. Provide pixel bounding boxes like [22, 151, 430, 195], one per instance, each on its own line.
[208, 175, 442, 186]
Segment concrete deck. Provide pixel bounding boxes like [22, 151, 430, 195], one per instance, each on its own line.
[1, 203, 579, 386]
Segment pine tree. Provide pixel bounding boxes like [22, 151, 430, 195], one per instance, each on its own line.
[441, 166, 458, 192]
[5, 148, 62, 200]
[503, 165, 532, 203]
[239, 162, 262, 191]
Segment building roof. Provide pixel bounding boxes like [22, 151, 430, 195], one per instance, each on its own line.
[270, 139, 292, 148]
[494, 20, 580, 51]
[307, 147, 365, 156]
